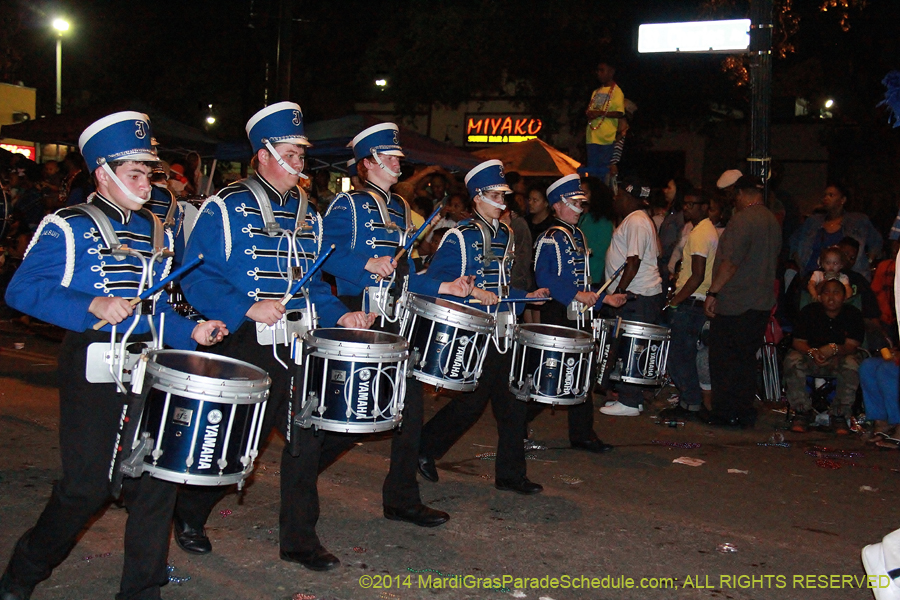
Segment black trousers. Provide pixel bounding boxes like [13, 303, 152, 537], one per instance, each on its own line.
[174, 321, 332, 554]
[709, 309, 770, 423]
[420, 345, 528, 481]
[525, 300, 597, 442]
[4, 330, 175, 600]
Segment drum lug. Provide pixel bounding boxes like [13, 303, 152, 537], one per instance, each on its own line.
[511, 375, 533, 401]
[119, 432, 153, 479]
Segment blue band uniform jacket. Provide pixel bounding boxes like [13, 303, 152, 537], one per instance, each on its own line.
[534, 218, 591, 306]
[321, 182, 440, 298]
[5, 195, 197, 348]
[181, 174, 347, 332]
[412, 210, 525, 315]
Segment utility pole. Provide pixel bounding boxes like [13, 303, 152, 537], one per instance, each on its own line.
[275, 0, 294, 101]
[749, 0, 774, 196]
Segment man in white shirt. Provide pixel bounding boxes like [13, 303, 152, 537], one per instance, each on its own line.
[601, 177, 664, 416]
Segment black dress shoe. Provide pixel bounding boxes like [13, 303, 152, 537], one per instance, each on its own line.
[495, 477, 543, 495]
[280, 547, 340, 571]
[0, 572, 32, 600]
[417, 455, 438, 482]
[570, 438, 615, 453]
[658, 405, 700, 421]
[174, 516, 212, 555]
[383, 503, 449, 527]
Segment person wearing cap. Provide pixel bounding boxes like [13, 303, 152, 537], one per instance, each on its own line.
[600, 177, 664, 417]
[319, 123, 472, 529]
[0, 111, 227, 600]
[531, 174, 626, 450]
[414, 159, 550, 494]
[172, 102, 375, 572]
[702, 175, 781, 428]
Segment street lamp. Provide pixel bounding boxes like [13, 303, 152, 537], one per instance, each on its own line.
[52, 18, 70, 115]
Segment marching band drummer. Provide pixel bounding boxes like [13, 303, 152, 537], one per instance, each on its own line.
[414, 160, 550, 495]
[0, 111, 227, 600]
[320, 122, 473, 529]
[531, 174, 627, 453]
[172, 102, 375, 572]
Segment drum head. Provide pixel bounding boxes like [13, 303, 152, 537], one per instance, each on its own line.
[406, 294, 494, 331]
[311, 328, 404, 346]
[152, 350, 266, 382]
[516, 324, 594, 351]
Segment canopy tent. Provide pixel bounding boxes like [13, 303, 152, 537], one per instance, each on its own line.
[471, 138, 581, 177]
[0, 101, 222, 156]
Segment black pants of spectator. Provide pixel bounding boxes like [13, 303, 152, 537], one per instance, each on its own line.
[313, 293, 425, 510]
[419, 347, 528, 481]
[606, 292, 665, 409]
[174, 321, 334, 554]
[524, 299, 597, 443]
[3, 330, 174, 600]
[709, 309, 770, 424]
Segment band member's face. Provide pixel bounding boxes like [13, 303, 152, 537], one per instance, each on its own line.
[103, 161, 153, 211]
[554, 199, 582, 225]
[365, 154, 401, 188]
[259, 143, 305, 191]
[477, 191, 506, 220]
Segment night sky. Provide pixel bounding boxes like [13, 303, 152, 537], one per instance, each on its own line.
[0, 0, 896, 141]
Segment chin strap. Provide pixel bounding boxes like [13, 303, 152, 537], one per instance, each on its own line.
[563, 198, 584, 214]
[264, 139, 309, 179]
[477, 192, 507, 211]
[101, 163, 149, 205]
[371, 149, 401, 178]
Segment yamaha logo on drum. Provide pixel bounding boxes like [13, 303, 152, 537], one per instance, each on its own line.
[207, 409, 223, 425]
[449, 336, 471, 379]
[358, 368, 372, 382]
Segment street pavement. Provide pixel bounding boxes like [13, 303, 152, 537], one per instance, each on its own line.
[0, 323, 896, 600]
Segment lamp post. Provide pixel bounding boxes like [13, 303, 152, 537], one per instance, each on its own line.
[52, 18, 69, 115]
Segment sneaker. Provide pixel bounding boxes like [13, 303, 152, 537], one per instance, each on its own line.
[831, 416, 850, 436]
[599, 401, 641, 417]
[790, 411, 810, 433]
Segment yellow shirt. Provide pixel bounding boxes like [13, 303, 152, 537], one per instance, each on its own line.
[585, 84, 624, 146]
[408, 209, 425, 259]
[675, 218, 719, 299]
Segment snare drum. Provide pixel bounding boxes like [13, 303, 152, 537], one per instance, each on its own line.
[594, 319, 670, 385]
[400, 294, 494, 391]
[509, 324, 595, 405]
[294, 328, 408, 433]
[134, 350, 270, 486]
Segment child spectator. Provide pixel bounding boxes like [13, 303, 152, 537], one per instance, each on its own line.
[807, 246, 853, 302]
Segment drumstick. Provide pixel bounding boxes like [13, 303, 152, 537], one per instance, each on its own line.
[468, 297, 547, 304]
[581, 262, 627, 314]
[376, 205, 442, 282]
[280, 244, 335, 305]
[92, 254, 204, 331]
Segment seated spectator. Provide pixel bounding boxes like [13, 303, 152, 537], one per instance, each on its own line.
[785, 279, 864, 434]
[871, 249, 898, 348]
[859, 354, 900, 449]
[807, 246, 853, 302]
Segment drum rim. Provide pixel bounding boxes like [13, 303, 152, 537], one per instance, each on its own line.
[145, 349, 272, 396]
[303, 327, 409, 357]
[596, 318, 671, 338]
[514, 323, 595, 350]
[405, 293, 495, 332]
